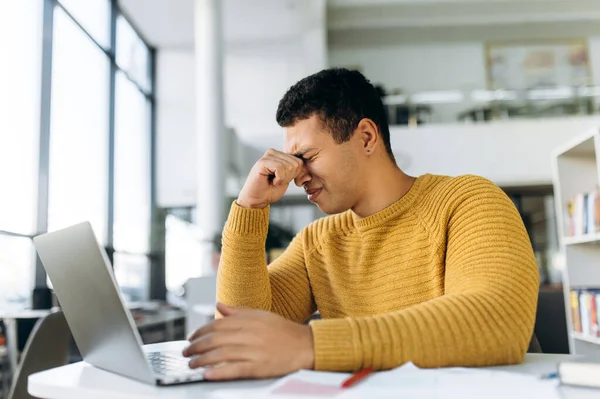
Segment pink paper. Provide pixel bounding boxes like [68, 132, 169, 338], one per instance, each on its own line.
[272, 378, 342, 396]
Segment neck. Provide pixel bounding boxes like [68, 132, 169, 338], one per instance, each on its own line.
[351, 161, 416, 219]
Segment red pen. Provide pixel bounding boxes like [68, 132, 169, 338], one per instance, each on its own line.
[341, 368, 373, 389]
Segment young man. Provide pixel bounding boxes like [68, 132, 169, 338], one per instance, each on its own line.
[183, 68, 539, 381]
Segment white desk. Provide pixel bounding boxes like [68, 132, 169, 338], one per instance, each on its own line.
[28, 341, 272, 399]
[28, 342, 600, 399]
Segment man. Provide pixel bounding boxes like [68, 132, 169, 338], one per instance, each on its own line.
[182, 68, 539, 381]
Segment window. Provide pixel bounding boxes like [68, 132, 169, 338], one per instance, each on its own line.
[116, 16, 150, 92]
[113, 71, 152, 299]
[113, 72, 151, 254]
[0, 0, 43, 309]
[56, 0, 110, 48]
[0, 1, 43, 235]
[0, 236, 36, 308]
[0, 0, 155, 308]
[47, 8, 110, 242]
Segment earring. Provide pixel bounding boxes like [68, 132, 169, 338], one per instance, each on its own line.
[367, 149, 371, 153]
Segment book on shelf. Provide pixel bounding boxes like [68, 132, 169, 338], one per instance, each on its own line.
[570, 288, 600, 338]
[571, 290, 582, 333]
[566, 188, 600, 237]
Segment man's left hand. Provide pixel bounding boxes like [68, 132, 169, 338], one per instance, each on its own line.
[182, 302, 315, 380]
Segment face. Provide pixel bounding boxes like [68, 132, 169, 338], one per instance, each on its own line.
[285, 115, 364, 214]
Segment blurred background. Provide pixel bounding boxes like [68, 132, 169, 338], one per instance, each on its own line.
[4, 0, 600, 358]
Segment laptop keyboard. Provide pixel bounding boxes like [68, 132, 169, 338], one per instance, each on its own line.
[146, 351, 204, 376]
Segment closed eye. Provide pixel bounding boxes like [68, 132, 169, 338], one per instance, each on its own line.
[294, 154, 311, 163]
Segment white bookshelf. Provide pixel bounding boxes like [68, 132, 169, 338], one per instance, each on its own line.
[572, 332, 600, 346]
[552, 127, 600, 357]
[563, 234, 600, 246]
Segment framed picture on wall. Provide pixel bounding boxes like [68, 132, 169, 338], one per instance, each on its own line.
[486, 39, 591, 90]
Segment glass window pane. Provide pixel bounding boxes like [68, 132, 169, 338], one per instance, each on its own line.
[116, 15, 150, 91]
[0, 1, 42, 234]
[0, 235, 35, 308]
[114, 72, 151, 253]
[113, 253, 149, 302]
[57, 0, 110, 48]
[48, 8, 109, 242]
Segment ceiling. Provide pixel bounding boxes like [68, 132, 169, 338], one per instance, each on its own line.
[118, 0, 313, 49]
[119, 0, 600, 49]
[118, 0, 194, 48]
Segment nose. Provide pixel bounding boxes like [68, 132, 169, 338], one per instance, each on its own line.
[294, 164, 311, 187]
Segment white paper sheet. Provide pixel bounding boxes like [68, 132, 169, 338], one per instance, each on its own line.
[209, 363, 561, 399]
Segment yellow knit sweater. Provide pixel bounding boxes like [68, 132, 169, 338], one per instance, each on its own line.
[217, 174, 539, 372]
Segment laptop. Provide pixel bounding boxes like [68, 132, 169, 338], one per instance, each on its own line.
[33, 221, 206, 386]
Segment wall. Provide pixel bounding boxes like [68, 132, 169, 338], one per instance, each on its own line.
[224, 41, 311, 142]
[330, 38, 600, 89]
[392, 116, 600, 187]
[331, 42, 485, 92]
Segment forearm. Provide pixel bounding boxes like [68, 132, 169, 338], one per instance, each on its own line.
[217, 202, 273, 311]
[309, 289, 537, 371]
[217, 202, 316, 323]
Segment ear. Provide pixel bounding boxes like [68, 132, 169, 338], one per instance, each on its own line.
[355, 118, 379, 154]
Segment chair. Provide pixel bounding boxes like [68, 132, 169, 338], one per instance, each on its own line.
[0, 346, 9, 399]
[7, 311, 71, 399]
[527, 333, 542, 353]
[532, 288, 569, 354]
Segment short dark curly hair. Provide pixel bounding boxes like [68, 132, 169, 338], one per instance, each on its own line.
[276, 68, 395, 161]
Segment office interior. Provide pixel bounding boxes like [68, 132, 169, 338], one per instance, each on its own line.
[2, 0, 600, 395]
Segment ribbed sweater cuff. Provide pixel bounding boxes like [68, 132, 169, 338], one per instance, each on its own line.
[309, 318, 357, 371]
[225, 201, 270, 236]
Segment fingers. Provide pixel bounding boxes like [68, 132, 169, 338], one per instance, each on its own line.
[261, 149, 304, 186]
[270, 151, 303, 174]
[202, 361, 257, 381]
[258, 159, 288, 187]
[184, 330, 248, 358]
[188, 345, 257, 369]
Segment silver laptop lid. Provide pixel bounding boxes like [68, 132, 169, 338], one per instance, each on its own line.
[33, 222, 155, 385]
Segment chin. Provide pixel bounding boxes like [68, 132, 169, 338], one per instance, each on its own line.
[317, 202, 349, 215]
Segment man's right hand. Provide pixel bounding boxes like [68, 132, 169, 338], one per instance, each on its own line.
[237, 149, 305, 209]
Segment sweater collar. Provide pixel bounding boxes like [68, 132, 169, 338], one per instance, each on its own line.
[351, 174, 430, 233]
